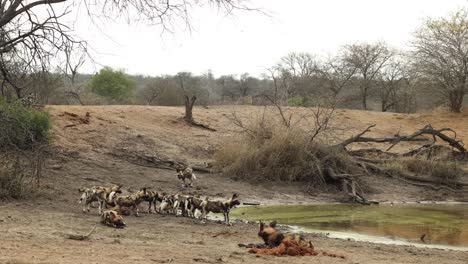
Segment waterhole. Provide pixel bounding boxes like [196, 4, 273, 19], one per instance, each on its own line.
[231, 203, 468, 249]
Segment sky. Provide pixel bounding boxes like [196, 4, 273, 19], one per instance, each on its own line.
[72, 0, 468, 78]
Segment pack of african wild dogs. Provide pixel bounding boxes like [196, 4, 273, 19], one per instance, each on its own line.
[78, 167, 240, 228]
[78, 166, 341, 258]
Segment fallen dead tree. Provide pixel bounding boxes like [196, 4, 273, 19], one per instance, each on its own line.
[217, 114, 467, 204]
[335, 124, 466, 153]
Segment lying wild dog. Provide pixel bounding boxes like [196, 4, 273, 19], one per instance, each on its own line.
[100, 210, 126, 229]
[114, 188, 149, 216]
[186, 196, 205, 218]
[176, 167, 196, 187]
[258, 221, 313, 249]
[200, 193, 240, 225]
[252, 221, 345, 258]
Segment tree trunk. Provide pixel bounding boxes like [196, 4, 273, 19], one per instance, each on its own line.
[362, 91, 368, 110]
[448, 89, 464, 113]
[184, 95, 196, 123]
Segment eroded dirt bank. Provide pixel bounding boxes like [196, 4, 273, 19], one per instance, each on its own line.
[1, 105, 468, 263]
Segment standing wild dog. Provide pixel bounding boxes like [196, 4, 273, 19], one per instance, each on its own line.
[258, 221, 313, 249]
[78, 184, 122, 214]
[141, 190, 163, 214]
[172, 194, 190, 217]
[176, 167, 196, 187]
[200, 193, 240, 225]
[186, 196, 205, 218]
[94, 184, 123, 214]
[101, 210, 126, 229]
[78, 187, 98, 213]
[114, 188, 149, 216]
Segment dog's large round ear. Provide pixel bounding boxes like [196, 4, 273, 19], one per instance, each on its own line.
[78, 188, 84, 193]
[232, 193, 239, 199]
[259, 221, 265, 230]
[269, 220, 277, 228]
[176, 168, 181, 173]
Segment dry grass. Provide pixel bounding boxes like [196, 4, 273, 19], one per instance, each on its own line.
[384, 158, 461, 186]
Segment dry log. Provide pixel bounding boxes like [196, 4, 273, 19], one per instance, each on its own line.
[65, 225, 96, 241]
[187, 120, 217, 132]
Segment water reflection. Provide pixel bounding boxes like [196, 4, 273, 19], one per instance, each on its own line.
[231, 204, 468, 246]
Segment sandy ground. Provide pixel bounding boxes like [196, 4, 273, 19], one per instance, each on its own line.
[1, 105, 468, 263]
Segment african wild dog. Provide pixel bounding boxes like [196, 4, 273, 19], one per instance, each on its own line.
[114, 188, 149, 216]
[140, 190, 163, 214]
[186, 196, 205, 218]
[78, 187, 98, 213]
[176, 167, 196, 187]
[94, 184, 123, 214]
[100, 210, 126, 229]
[172, 194, 190, 217]
[258, 220, 313, 249]
[78, 184, 122, 213]
[200, 193, 240, 225]
[159, 194, 178, 215]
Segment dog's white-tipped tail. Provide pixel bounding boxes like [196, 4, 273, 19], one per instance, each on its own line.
[192, 173, 197, 180]
[108, 191, 116, 203]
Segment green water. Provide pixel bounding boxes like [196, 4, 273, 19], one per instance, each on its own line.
[231, 204, 468, 247]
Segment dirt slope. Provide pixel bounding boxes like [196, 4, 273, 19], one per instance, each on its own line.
[1, 105, 468, 264]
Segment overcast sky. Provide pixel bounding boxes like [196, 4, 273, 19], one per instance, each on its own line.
[74, 0, 468, 78]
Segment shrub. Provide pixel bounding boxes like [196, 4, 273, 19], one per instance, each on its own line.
[0, 98, 50, 150]
[0, 167, 29, 200]
[215, 119, 359, 186]
[288, 97, 309, 107]
[0, 99, 50, 199]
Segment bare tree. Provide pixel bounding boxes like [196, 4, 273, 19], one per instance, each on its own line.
[377, 58, 408, 112]
[343, 42, 394, 110]
[61, 42, 87, 105]
[411, 8, 468, 113]
[176, 72, 199, 123]
[217, 75, 239, 102]
[140, 77, 172, 105]
[0, 0, 256, 97]
[278, 52, 319, 97]
[318, 54, 357, 100]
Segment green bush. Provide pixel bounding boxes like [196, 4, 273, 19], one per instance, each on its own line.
[288, 97, 308, 107]
[87, 67, 135, 103]
[0, 98, 50, 150]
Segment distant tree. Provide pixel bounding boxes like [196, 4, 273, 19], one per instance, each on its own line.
[176, 72, 200, 123]
[411, 9, 468, 113]
[377, 58, 409, 112]
[87, 67, 135, 103]
[139, 77, 174, 105]
[343, 42, 394, 110]
[318, 54, 357, 100]
[62, 42, 87, 105]
[217, 75, 240, 102]
[278, 52, 319, 97]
